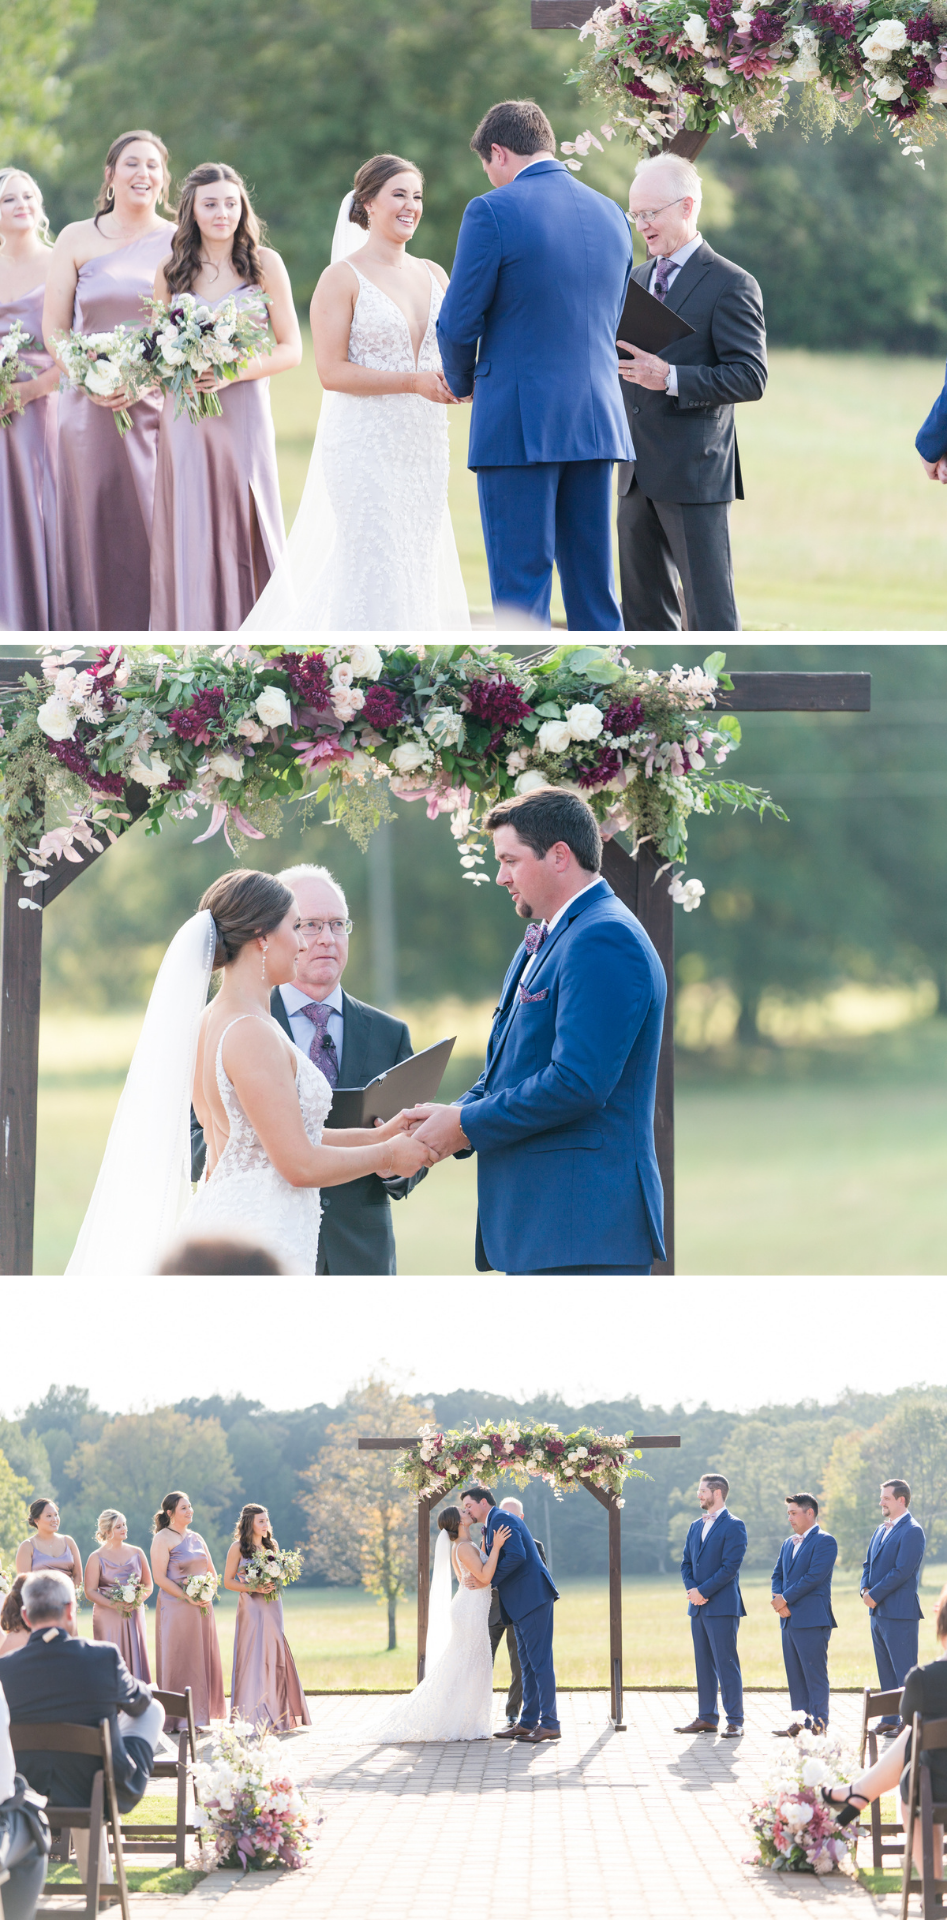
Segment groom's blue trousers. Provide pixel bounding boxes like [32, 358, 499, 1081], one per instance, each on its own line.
[512, 1599, 559, 1731]
[477, 461, 623, 631]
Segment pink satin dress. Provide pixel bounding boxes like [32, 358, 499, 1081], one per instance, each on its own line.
[230, 1556, 310, 1733]
[155, 1529, 225, 1728]
[91, 1548, 151, 1681]
[0, 283, 59, 629]
[55, 228, 171, 630]
[149, 285, 285, 630]
[30, 1541, 80, 1583]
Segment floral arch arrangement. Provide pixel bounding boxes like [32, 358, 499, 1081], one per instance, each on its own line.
[1, 641, 784, 914]
[395, 1420, 648, 1503]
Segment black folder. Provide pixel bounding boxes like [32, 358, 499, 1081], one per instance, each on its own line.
[617, 276, 696, 358]
[324, 1036, 456, 1129]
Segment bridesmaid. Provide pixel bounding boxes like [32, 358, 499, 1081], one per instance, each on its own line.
[85, 1508, 152, 1681]
[0, 168, 60, 629]
[43, 128, 175, 629]
[151, 1489, 225, 1730]
[149, 162, 300, 629]
[15, 1498, 83, 1595]
[224, 1504, 310, 1733]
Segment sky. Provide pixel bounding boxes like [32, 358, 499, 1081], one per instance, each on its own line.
[4, 1275, 938, 1420]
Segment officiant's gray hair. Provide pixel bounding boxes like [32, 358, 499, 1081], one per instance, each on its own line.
[277, 863, 349, 914]
[633, 153, 702, 215]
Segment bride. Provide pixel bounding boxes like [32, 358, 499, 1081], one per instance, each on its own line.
[243, 153, 469, 632]
[66, 868, 435, 1277]
[377, 1507, 510, 1743]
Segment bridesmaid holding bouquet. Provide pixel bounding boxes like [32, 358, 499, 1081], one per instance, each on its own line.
[43, 128, 175, 629]
[151, 1489, 225, 1730]
[15, 1499, 83, 1595]
[149, 163, 301, 630]
[85, 1508, 152, 1681]
[0, 168, 60, 629]
[224, 1504, 310, 1733]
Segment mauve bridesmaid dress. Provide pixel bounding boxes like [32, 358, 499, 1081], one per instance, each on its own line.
[149, 286, 285, 630]
[0, 284, 59, 630]
[230, 1557, 310, 1732]
[155, 1530, 225, 1728]
[91, 1548, 151, 1681]
[55, 229, 170, 631]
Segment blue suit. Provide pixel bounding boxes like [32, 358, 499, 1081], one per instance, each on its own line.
[458, 878, 666, 1274]
[681, 1509, 748, 1726]
[916, 368, 947, 461]
[484, 1506, 560, 1730]
[861, 1514, 926, 1721]
[772, 1527, 838, 1729]
[436, 159, 634, 629]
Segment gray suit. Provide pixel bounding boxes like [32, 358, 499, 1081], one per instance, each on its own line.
[616, 240, 767, 631]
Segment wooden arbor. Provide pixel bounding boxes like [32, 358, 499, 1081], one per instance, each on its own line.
[359, 1431, 680, 1729]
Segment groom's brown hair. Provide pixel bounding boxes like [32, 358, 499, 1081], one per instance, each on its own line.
[463, 1486, 496, 1507]
[470, 102, 556, 161]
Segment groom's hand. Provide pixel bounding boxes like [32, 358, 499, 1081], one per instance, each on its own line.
[410, 1104, 471, 1160]
[617, 342, 670, 389]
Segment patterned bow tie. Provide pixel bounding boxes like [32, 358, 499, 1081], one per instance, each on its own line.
[524, 922, 548, 956]
[298, 1000, 340, 1087]
[652, 256, 674, 304]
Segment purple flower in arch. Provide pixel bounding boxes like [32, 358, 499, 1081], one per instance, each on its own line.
[908, 56, 934, 85]
[577, 747, 624, 790]
[906, 10, 937, 39]
[889, 96, 918, 115]
[749, 10, 786, 44]
[360, 683, 403, 730]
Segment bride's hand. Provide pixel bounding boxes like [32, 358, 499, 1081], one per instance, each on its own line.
[413, 370, 458, 405]
[492, 1525, 512, 1551]
[384, 1131, 440, 1177]
[399, 1102, 441, 1133]
[371, 1110, 415, 1140]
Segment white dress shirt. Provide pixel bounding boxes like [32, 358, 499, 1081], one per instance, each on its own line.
[520, 876, 606, 986]
[279, 981, 344, 1067]
[0, 1681, 15, 1802]
[882, 1509, 910, 1534]
[791, 1521, 819, 1558]
[701, 1504, 727, 1541]
[648, 232, 703, 397]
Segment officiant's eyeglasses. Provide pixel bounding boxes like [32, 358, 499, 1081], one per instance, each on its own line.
[629, 196, 686, 226]
[297, 917, 353, 938]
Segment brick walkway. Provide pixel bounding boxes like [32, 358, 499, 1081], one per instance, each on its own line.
[124, 1689, 896, 1920]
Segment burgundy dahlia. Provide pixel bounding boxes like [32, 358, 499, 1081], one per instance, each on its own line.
[906, 11, 937, 39]
[604, 696, 643, 735]
[750, 10, 785, 44]
[889, 95, 918, 115]
[908, 56, 935, 85]
[46, 735, 126, 796]
[274, 650, 332, 711]
[463, 674, 533, 747]
[167, 686, 226, 744]
[361, 683, 404, 730]
[627, 77, 660, 97]
[809, 2, 855, 32]
[707, 0, 732, 32]
[578, 747, 623, 790]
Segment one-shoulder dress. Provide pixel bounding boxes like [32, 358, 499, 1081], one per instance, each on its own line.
[230, 1556, 310, 1733]
[0, 282, 59, 630]
[91, 1547, 151, 1681]
[155, 1529, 225, 1728]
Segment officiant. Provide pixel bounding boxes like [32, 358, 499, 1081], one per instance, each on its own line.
[190, 863, 425, 1274]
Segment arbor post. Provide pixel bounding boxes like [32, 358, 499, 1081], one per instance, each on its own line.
[0, 862, 43, 1277]
[417, 1495, 434, 1683]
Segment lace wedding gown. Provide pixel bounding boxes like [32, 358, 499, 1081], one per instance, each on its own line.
[179, 1015, 332, 1275]
[377, 1545, 494, 1742]
[243, 261, 469, 631]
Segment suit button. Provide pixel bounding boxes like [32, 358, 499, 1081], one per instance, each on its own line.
[632, 406, 640, 414]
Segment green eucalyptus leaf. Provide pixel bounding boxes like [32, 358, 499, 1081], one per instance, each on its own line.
[582, 662, 622, 685]
[534, 702, 564, 719]
[717, 714, 742, 743]
[702, 651, 726, 678]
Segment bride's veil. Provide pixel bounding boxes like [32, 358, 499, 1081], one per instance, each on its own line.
[425, 1526, 454, 1675]
[65, 911, 216, 1277]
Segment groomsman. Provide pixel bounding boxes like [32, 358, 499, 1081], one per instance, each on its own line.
[771, 1494, 837, 1736]
[861, 1478, 926, 1733]
[675, 1473, 747, 1738]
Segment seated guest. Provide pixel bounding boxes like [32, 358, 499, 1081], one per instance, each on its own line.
[616, 153, 767, 632]
[916, 366, 947, 483]
[0, 1677, 48, 1920]
[0, 1578, 31, 1657]
[861, 1477, 926, 1733]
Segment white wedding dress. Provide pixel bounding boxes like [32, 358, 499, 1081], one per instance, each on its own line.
[377, 1542, 494, 1742]
[243, 195, 469, 632]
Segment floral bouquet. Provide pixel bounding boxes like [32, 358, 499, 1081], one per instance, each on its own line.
[0, 321, 36, 426]
[185, 1570, 218, 1614]
[53, 325, 149, 436]
[193, 1723, 318, 1869]
[396, 1418, 648, 1502]
[746, 1733, 860, 1874]
[244, 1546, 304, 1602]
[108, 1577, 147, 1619]
[140, 291, 271, 423]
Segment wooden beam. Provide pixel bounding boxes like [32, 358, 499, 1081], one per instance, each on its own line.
[0, 861, 43, 1276]
[417, 1497, 433, 1684]
[720, 672, 871, 713]
[358, 1436, 680, 1450]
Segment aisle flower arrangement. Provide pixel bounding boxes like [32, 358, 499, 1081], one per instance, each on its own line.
[394, 1420, 647, 1502]
[193, 1723, 316, 1869]
[0, 643, 785, 916]
[243, 1546, 304, 1601]
[140, 291, 272, 423]
[746, 1734, 860, 1873]
[565, 0, 947, 164]
[0, 321, 36, 425]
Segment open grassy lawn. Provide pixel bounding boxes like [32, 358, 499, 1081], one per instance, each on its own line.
[270, 334, 947, 629]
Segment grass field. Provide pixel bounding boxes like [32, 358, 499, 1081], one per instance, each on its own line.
[269, 332, 947, 629]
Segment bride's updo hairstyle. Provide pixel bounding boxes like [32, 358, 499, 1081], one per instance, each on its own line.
[93, 130, 172, 225]
[437, 1506, 461, 1540]
[199, 868, 294, 971]
[349, 154, 424, 229]
[165, 163, 265, 297]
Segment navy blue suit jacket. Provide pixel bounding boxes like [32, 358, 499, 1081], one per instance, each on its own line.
[861, 1515, 926, 1620]
[458, 879, 666, 1273]
[916, 368, 947, 461]
[772, 1528, 838, 1629]
[1, 1629, 152, 1806]
[436, 159, 634, 468]
[484, 1507, 558, 1626]
[681, 1510, 748, 1618]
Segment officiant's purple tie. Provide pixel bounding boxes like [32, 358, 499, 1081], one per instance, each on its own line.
[299, 1001, 340, 1087]
[525, 922, 548, 956]
[652, 256, 674, 303]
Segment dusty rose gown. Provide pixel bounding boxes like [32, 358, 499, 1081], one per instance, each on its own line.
[90, 1547, 151, 1681]
[230, 1557, 310, 1733]
[0, 283, 59, 630]
[55, 228, 170, 630]
[155, 1529, 225, 1728]
[149, 285, 285, 630]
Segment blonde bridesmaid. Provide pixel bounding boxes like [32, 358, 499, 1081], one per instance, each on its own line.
[85, 1508, 152, 1681]
[43, 128, 175, 629]
[15, 1499, 82, 1593]
[224, 1504, 310, 1733]
[0, 168, 60, 629]
[151, 1489, 224, 1730]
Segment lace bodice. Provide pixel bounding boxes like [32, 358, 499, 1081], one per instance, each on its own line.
[348, 264, 443, 373]
[213, 1018, 332, 1177]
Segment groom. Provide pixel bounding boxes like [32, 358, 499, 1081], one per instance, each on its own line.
[462, 1487, 560, 1742]
[436, 99, 634, 629]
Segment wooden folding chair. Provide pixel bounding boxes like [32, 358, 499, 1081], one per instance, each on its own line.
[8, 1719, 130, 1920]
[900, 1712, 947, 1920]
[117, 1687, 201, 1869]
[859, 1685, 907, 1871]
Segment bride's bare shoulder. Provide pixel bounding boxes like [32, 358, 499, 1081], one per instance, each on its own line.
[213, 1011, 295, 1073]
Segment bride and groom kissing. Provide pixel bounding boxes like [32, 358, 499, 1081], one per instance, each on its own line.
[245, 96, 635, 634]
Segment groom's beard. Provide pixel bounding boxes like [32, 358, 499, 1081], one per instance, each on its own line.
[515, 899, 534, 919]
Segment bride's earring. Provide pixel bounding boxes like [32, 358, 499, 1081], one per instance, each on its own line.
[261, 940, 268, 983]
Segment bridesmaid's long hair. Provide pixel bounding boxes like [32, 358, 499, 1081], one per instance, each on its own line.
[164, 164, 265, 296]
[153, 1491, 187, 1532]
[94, 129, 172, 225]
[0, 169, 53, 247]
[235, 1504, 275, 1558]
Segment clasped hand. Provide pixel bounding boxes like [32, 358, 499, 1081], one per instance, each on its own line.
[617, 342, 670, 390]
[399, 1101, 470, 1163]
[920, 454, 947, 483]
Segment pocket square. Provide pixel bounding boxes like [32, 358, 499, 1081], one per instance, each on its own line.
[519, 984, 549, 1004]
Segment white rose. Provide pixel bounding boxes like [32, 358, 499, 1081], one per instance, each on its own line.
[563, 1467, 575, 1478]
[506, 748, 529, 775]
[349, 644, 384, 680]
[390, 742, 431, 774]
[424, 706, 464, 747]
[683, 12, 708, 48]
[37, 696, 78, 741]
[864, 16, 907, 52]
[640, 66, 676, 91]
[235, 715, 266, 742]
[515, 769, 549, 795]
[214, 320, 236, 341]
[254, 685, 293, 728]
[209, 751, 245, 781]
[537, 719, 573, 754]
[331, 661, 356, 690]
[156, 333, 186, 366]
[85, 361, 123, 396]
[566, 702, 604, 742]
[332, 687, 365, 721]
[129, 751, 172, 788]
[576, 1446, 589, 1458]
[479, 1444, 492, 1458]
[786, 49, 820, 78]
[871, 73, 904, 95]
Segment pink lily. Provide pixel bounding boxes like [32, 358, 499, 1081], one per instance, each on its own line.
[193, 804, 266, 855]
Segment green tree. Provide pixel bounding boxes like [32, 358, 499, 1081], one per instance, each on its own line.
[824, 1395, 947, 1567]
[0, 1448, 31, 1576]
[0, 1420, 52, 1504]
[66, 1407, 239, 1569]
[3, 0, 94, 171]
